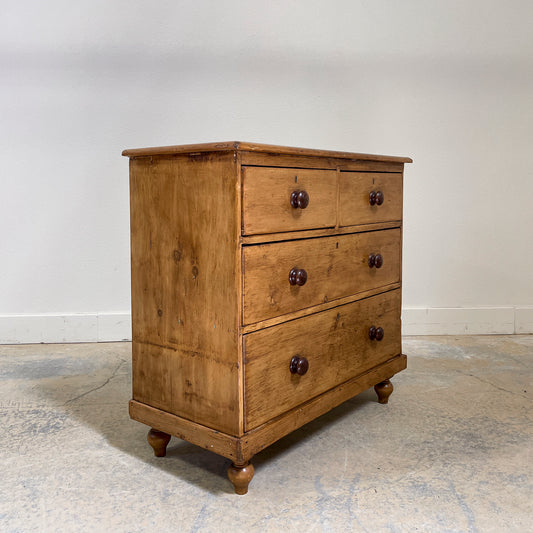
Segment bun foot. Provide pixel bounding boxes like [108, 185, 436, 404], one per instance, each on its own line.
[374, 379, 394, 404]
[227, 461, 255, 495]
[147, 428, 171, 457]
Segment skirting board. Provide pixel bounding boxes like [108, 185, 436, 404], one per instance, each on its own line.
[0, 313, 131, 344]
[0, 308, 531, 344]
[402, 307, 533, 335]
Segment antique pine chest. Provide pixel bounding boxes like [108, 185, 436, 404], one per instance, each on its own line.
[122, 141, 412, 494]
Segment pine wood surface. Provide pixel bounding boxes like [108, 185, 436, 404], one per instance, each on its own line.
[243, 228, 401, 325]
[241, 283, 401, 334]
[122, 141, 412, 163]
[242, 167, 337, 235]
[339, 172, 403, 226]
[243, 289, 401, 430]
[240, 152, 405, 172]
[124, 142, 410, 491]
[129, 152, 241, 435]
[240, 221, 401, 245]
[129, 353, 406, 463]
[241, 354, 406, 459]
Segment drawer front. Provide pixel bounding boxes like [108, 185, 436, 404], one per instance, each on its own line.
[244, 289, 401, 430]
[242, 167, 337, 235]
[243, 228, 400, 325]
[339, 172, 402, 226]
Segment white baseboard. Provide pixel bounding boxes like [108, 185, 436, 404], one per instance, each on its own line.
[0, 307, 531, 344]
[402, 307, 533, 335]
[0, 313, 131, 344]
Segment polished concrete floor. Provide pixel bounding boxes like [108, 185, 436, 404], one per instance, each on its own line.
[0, 336, 531, 532]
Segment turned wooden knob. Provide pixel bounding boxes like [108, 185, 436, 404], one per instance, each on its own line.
[290, 190, 310, 209]
[289, 355, 309, 375]
[369, 190, 384, 206]
[369, 326, 385, 341]
[289, 267, 307, 286]
[368, 253, 383, 268]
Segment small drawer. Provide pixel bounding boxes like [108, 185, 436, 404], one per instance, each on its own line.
[339, 172, 402, 226]
[244, 289, 401, 430]
[242, 167, 337, 235]
[243, 228, 400, 325]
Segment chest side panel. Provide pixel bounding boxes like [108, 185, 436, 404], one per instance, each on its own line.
[129, 153, 241, 435]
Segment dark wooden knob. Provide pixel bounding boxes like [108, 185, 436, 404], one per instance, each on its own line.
[289, 355, 309, 375]
[369, 326, 384, 341]
[369, 190, 384, 206]
[289, 267, 307, 286]
[290, 190, 310, 209]
[368, 254, 383, 268]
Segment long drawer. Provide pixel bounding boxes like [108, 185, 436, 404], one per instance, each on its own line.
[242, 166, 337, 235]
[244, 289, 401, 430]
[243, 228, 400, 325]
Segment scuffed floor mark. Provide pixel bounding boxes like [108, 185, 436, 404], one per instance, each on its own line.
[64, 358, 126, 405]
[455, 370, 531, 399]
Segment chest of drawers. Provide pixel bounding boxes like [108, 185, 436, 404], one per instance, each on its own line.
[123, 141, 412, 494]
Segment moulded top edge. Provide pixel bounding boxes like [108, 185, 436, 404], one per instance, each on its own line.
[121, 141, 413, 163]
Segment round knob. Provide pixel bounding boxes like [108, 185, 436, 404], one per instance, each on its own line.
[289, 267, 307, 286]
[290, 190, 310, 209]
[369, 190, 384, 206]
[369, 326, 384, 341]
[368, 254, 383, 268]
[289, 355, 309, 375]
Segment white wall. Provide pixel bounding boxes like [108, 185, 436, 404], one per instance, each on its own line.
[1, 0, 532, 342]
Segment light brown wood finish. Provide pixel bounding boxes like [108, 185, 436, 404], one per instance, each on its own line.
[339, 172, 403, 226]
[241, 282, 401, 334]
[147, 428, 171, 457]
[241, 354, 406, 460]
[131, 354, 406, 464]
[123, 141, 413, 163]
[227, 462, 255, 495]
[243, 228, 401, 325]
[130, 400, 242, 460]
[240, 152, 405, 172]
[244, 289, 401, 430]
[240, 221, 400, 245]
[242, 167, 337, 235]
[129, 152, 241, 435]
[124, 141, 411, 493]
[374, 379, 394, 404]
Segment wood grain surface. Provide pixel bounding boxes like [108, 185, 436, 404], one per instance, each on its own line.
[242, 166, 337, 235]
[241, 354, 406, 459]
[243, 228, 401, 324]
[244, 289, 401, 430]
[122, 141, 412, 163]
[129, 152, 241, 435]
[339, 172, 403, 226]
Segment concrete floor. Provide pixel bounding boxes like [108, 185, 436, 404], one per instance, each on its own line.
[0, 336, 531, 532]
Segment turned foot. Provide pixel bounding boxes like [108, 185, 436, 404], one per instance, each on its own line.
[227, 461, 255, 495]
[374, 379, 394, 404]
[147, 428, 171, 457]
